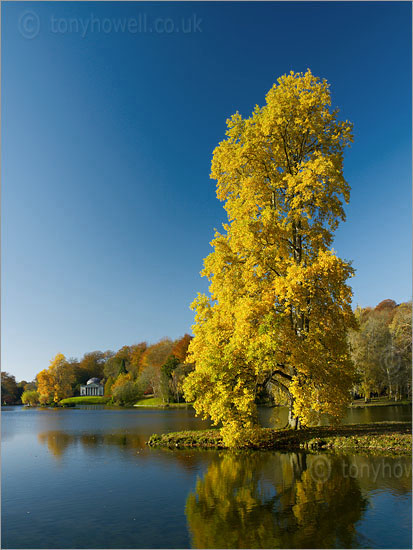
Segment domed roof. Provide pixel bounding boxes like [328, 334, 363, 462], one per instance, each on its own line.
[86, 377, 101, 385]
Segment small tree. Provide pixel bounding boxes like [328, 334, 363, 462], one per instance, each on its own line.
[21, 390, 40, 406]
[104, 376, 114, 397]
[111, 376, 143, 406]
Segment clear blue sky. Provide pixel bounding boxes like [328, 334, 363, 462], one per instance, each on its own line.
[2, 2, 411, 381]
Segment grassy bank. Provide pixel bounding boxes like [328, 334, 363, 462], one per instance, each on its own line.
[350, 397, 412, 408]
[134, 396, 193, 409]
[59, 396, 110, 406]
[147, 422, 412, 453]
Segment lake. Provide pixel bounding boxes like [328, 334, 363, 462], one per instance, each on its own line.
[2, 405, 412, 549]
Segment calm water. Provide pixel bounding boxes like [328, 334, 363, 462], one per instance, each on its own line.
[2, 405, 412, 549]
[259, 403, 413, 428]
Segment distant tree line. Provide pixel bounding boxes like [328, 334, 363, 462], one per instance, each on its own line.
[2, 300, 411, 408]
[348, 299, 412, 401]
[5, 334, 194, 407]
[1, 373, 36, 405]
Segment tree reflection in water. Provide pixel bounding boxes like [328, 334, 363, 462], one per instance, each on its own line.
[37, 430, 411, 549]
[185, 452, 369, 549]
[37, 430, 205, 471]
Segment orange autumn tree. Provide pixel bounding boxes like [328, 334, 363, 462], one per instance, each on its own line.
[37, 353, 75, 404]
[172, 334, 193, 363]
[184, 70, 356, 446]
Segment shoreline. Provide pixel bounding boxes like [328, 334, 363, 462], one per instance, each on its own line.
[146, 421, 412, 454]
[12, 397, 412, 411]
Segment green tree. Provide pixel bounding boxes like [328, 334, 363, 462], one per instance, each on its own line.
[171, 363, 194, 403]
[111, 374, 143, 406]
[77, 351, 107, 382]
[1, 372, 19, 405]
[162, 355, 180, 378]
[104, 376, 115, 397]
[349, 308, 389, 400]
[349, 300, 411, 401]
[118, 357, 128, 375]
[139, 338, 174, 400]
[21, 390, 40, 406]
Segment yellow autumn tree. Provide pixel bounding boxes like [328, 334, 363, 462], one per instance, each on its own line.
[184, 70, 356, 446]
[37, 353, 75, 404]
[185, 453, 367, 548]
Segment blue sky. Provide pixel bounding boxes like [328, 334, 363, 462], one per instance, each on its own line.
[2, 2, 411, 381]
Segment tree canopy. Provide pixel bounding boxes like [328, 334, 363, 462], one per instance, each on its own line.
[184, 70, 356, 445]
[37, 353, 75, 404]
[349, 300, 412, 401]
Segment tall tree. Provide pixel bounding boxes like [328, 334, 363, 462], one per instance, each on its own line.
[349, 300, 411, 401]
[1, 372, 19, 405]
[349, 309, 389, 400]
[37, 353, 75, 404]
[184, 70, 356, 445]
[128, 342, 148, 377]
[389, 301, 412, 399]
[172, 334, 193, 363]
[103, 345, 146, 380]
[140, 338, 174, 371]
[77, 351, 106, 382]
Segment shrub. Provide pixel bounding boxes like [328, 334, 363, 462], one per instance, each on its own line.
[21, 390, 40, 406]
[112, 379, 143, 406]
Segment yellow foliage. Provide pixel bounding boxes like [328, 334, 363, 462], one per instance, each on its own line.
[110, 372, 133, 393]
[184, 70, 356, 445]
[37, 353, 75, 404]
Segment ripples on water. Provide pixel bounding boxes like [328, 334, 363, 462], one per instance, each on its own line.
[2, 405, 412, 549]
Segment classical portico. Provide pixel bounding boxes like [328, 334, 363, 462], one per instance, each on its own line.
[80, 378, 104, 396]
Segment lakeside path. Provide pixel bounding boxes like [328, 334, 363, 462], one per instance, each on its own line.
[147, 421, 412, 453]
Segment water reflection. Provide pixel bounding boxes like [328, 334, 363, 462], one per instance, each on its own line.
[185, 452, 411, 549]
[4, 408, 412, 549]
[37, 430, 207, 473]
[38, 430, 148, 458]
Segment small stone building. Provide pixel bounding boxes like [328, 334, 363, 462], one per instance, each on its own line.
[80, 377, 104, 396]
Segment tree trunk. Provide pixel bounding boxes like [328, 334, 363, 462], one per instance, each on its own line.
[288, 405, 301, 430]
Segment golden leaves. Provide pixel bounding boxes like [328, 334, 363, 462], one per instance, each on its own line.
[184, 70, 356, 445]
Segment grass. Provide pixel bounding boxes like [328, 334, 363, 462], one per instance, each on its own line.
[350, 397, 412, 408]
[134, 397, 165, 407]
[134, 396, 193, 409]
[146, 421, 412, 454]
[59, 396, 110, 405]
